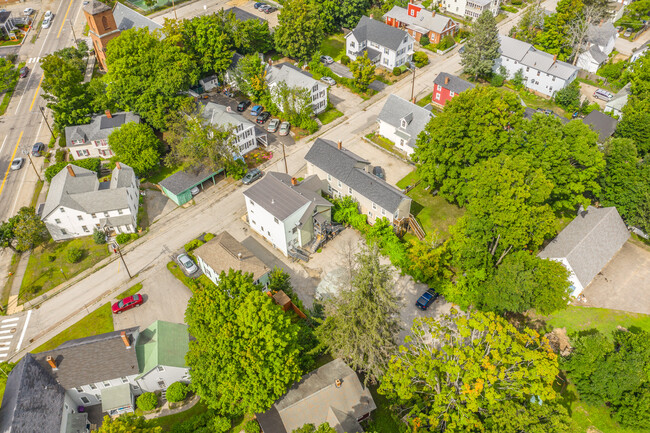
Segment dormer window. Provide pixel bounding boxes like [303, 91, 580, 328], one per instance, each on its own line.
[401, 118, 407, 128]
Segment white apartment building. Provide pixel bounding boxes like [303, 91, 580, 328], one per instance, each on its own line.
[203, 102, 260, 155]
[64, 111, 141, 159]
[267, 63, 328, 115]
[346, 16, 414, 70]
[41, 163, 139, 241]
[441, 0, 501, 19]
[495, 35, 579, 97]
[576, 22, 617, 73]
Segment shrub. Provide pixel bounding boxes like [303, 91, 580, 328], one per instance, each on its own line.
[419, 35, 430, 46]
[184, 239, 204, 252]
[212, 416, 231, 433]
[55, 149, 66, 163]
[47, 254, 56, 262]
[204, 233, 215, 242]
[115, 233, 135, 245]
[392, 67, 402, 76]
[93, 229, 106, 244]
[136, 392, 158, 411]
[490, 72, 505, 87]
[413, 51, 429, 68]
[165, 382, 188, 403]
[555, 81, 581, 111]
[244, 420, 261, 433]
[225, 158, 247, 180]
[66, 247, 83, 263]
[512, 0, 522, 4]
[340, 55, 350, 65]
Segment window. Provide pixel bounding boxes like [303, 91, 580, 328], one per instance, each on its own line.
[348, 187, 352, 194]
[81, 397, 90, 404]
[76, 387, 83, 393]
[104, 212, 109, 218]
[274, 217, 279, 224]
[435, 93, 440, 100]
[91, 213, 96, 218]
[65, 403, 69, 410]
[60, 207, 65, 213]
[89, 383, 97, 390]
[450, 91, 455, 97]
[350, 41, 355, 48]
[82, 226, 89, 233]
[327, 174, 332, 181]
[381, 208, 386, 215]
[61, 229, 67, 235]
[368, 211, 373, 218]
[118, 209, 123, 215]
[292, 227, 297, 234]
[372, 202, 377, 210]
[437, 85, 441, 91]
[55, 218, 61, 224]
[103, 381, 111, 387]
[252, 220, 256, 225]
[77, 215, 83, 221]
[157, 366, 165, 372]
[337, 180, 342, 188]
[384, 47, 389, 54]
[121, 377, 128, 383]
[328, 185, 332, 193]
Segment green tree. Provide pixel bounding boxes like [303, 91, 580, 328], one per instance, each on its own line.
[512, 2, 546, 42]
[234, 18, 275, 54]
[165, 382, 188, 403]
[179, 14, 234, 76]
[292, 422, 338, 433]
[136, 392, 158, 411]
[554, 81, 581, 110]
[512, 68, 525, 88]
[234, 54, 268, 103]
[269, 80, 318, 131]
[533, 0, 584, 60]
[108, 122, 161, 176]
[274, 0, 324, 61]
[44, 159, 101, 182]
[380, 310, 569, 433]
[185, 270, 303, 416]
[349, 52, 376, 92]
[317, 0, 371, 32]
[617, 51, 650, 154]
[0, 207, 49, 253]
[104, 28, 198, 130]
[599, 138, 645, 222]
[315, 246, 401, 384]
[0, 57, 18, 94]
[461, 10, 500, 79]
[97, 414, 161, 433]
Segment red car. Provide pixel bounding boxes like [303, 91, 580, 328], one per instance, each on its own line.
[112, 294, 143, 314]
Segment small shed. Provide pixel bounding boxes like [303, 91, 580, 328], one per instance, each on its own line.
[101, 383, 134, 416]
[158, 167, 221, 206]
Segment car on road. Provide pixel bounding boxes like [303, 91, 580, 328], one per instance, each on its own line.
[177, 253, 198, 275]
[415, 288, 439, 310]
[242, 168, 263, 184]
[594, 89, 613, 101]
[256, 111, 271, 124]
[254, 2, 265, 8]
[10, 158, 24, 170]
[320, 55, 334, 65]
[267, 118, 280, 132]
[44, 10, 53, 19]
[372, 166, 385, 180]
[190, 186, 200, 196]
[237, 100, 251, 112]
[321, 76, 336, 86]
[624, 28, 632, 37]
[31, 142, 44, 156]
[251, 105, 264, 116]
[112, 294, 143, 314]
[42, 17, 52, 28]
[23, 8, 34, 15]
[19, 66, 29, 78]
[278, 121, 291, 136]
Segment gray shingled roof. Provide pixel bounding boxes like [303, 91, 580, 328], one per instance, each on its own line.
[304, 139, 409, 214]
[588, 21, 617, 47]
[64, 111, 140, 146]
[606, 83, 630, 112]
[224, 6, 266, 24]
[203, 102, 256, 130]
[33, 327, 140, 390]
[350, 15, 412, 51]
[267, 63, 324, 94]
[377, 94, 433, 149]
[499, 35, 578, 80]
[256, 359, 376, 433]
[0, 354, 66, 433]
[587, 44, 608, 64]
[158, 167, 219, 195]
[113, 2, 162, 32]
[383, 6, 457, 34]
[244, 172, 331, 221]
[0, 11, 11, 25]
[83, 0, 111, 15]
[538, 206, 629, 289]
[582, 110, 617, 142]
[433, 72, 474, 94]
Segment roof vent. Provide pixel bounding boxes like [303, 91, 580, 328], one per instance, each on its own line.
[271, 199, 275, 205]
[335, 379, 342, 388]
[238, 252, 242, 261]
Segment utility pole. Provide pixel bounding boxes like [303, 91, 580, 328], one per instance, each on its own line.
[39, 106, 53, 137]
[69, 20, 77, 43]
[112, 242, 132, 279]
[23, 151, 42, 182]
[281, 140, 288, 174]
[410, 66, 416, 103]
[172, 0, 178, 19]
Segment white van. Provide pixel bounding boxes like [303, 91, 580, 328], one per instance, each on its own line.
[594, 89, 613, 101]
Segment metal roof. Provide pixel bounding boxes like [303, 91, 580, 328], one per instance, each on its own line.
[113, 2, 162, 32]
[136, 321, 189, 379]
[158, 167, 219, 195]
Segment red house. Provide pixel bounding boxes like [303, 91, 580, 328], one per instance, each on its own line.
[383, 2, 458, 44]
[432, 72, 475, 107]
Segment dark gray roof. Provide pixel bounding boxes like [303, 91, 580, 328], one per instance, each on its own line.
[582, 110, 617, 142]
[83, 0, 111, 15]
[433, 72, 474, 94]
[158, 167, 219, 195]
[377, 94, 433, 149]
[267, 64, 324, 93]
[113, 2, 162, 32]
[0, 354, 65, 433]
[587, 44, 608, 64]
[588, 21, 617, 47]
[64, 111, 140, 146]
[256, 359, 376, 433]
[304, 139, 409, 214]
[224, 6, 266, 24]
[33, 328, 140, 390]
[538, 206, 629, 289]
[0, 11, 11, 25]
[243, 172, 332, 221]
[349, 16, 411, 51]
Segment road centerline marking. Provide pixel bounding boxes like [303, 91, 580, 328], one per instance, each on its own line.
[57, 0, 75, 39]
[29, 75, 44, 112]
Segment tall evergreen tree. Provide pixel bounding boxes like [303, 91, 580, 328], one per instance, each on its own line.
[460, 10, 500, 79]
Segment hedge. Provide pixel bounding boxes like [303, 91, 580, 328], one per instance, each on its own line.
[165, 381, 188, 403]
[136, 392, 158, 411]
[184, 239, 204, 252]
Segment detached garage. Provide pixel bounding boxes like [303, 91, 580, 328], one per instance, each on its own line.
[158, 167, 221, 206]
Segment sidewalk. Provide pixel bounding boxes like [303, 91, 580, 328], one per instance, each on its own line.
[6, 253, 29, 315]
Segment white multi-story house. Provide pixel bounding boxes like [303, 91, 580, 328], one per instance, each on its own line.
[441, 0, 501, 19]
[41, 163, 139, 241]
[576, 22, 617, 73]
[346, 16, 414, 70]
[495, 35, 579, 98]
[64, 111, 141, 159]
[304, 139, 412, 225]
[243, 172, 333, 257]
[266, 63, 328, 115]
[202, 102, 260, 155]
[376, 94, 433, 157]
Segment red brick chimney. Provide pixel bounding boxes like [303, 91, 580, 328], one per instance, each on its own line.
[121, 331, 131, 349]
[445, 76, 450, 85]
[291, 177, 297, 186]
[105, 110, 112, 119]
[46, 356, 58, 371]
[337, 140, 342, 150]
[116, 162, 121, 170]
[553, 54, 557, 63]
[67, 165, 75, 177]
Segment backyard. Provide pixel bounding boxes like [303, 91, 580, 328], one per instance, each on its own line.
[20, 237, 111, 301]
[319, 33, 346, 61]
[317, 104, 344, 125]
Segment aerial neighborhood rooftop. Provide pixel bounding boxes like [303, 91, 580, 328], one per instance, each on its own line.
[0, 0, 649, 431]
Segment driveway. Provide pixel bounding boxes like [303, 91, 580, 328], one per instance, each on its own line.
[578, 82, 607, 109]
[327, 62, 353, 79]
[580, 241, 650, 315]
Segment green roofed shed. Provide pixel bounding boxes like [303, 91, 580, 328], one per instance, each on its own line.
[158, 167, 221, 206]
[136, 321, 190, 379]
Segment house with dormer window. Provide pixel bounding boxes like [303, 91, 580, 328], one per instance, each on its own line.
[346, 16, 414, 69]
[64, 111, 141, 160]
[202, 102, 260, 155]
[376, 94, 433, 157]
[266, 63, 328, 115]
[384, 2, 458, 44]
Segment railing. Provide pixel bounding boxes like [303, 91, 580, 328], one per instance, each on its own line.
[408, 214, 426, 241]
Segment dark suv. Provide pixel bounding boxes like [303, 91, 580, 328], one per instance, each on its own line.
[415, 288, 439, 310]
[237, 100, 251, 112]
[31, 142, 44, 157]
[256, 111, 271, 124]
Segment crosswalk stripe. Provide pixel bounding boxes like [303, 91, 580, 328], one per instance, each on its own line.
[2, 318, 19, 323]
[0, 336, 13, 340]
[0, 330, 11, 334]
[0, 354, 7, 358]
[0, 347, 9, 352]
[1, 324, 16, 328]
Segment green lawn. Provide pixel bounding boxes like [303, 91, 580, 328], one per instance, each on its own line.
[143, 163, 182, 184]
[149, 400, 209, 431]
[319, 34, 346, 61]
[117, 282, 143, 300]
[365, 132, 407, 159]
[365, 385, 407, 433]
[32, 302, 114, 353]
[416, 92, 432, 107]
[20, 237, 111, 301]
[317, 105, 344, 125]
[546, 306, 650, 338]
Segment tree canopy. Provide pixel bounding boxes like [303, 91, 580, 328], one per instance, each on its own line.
[349, 52, 376, 93]
[317, 0, 371, 33]
[0, 57, 18, 94]
[97, 414, 161, 433]
[0, 207, 49, 253]
[108, 122, 162, 176]
[274, 0, 324, 61]
[460, 10, 500, 79]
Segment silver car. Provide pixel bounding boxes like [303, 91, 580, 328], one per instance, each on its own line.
[177, 253, 198, 275]
[267, 118, 280, 132]
[10, 158, 24, 171]
[321, 76, 336, 86]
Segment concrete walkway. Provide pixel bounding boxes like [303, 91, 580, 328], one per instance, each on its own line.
[143, 394, 201, 420]
[7, 253, 30, 315]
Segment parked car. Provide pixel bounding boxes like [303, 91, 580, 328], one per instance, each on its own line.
[624, 28, 632, 37]
[256, 111, 271, 124]
[278, 121, 291, 136]
[251, 105, 264, 116]
[415, 288, 439, 310]
[19, 66, 29, 78]
[190, 186, 200, 196]
[254, 2, 265, 8]
[372, 166, 385, 180]
[23, 7, 34, 15]
[31, 142, 44, 157]
[44, 10, 53, 19]
[42, 17, 51, 28]
[112, 294, 143, 314]
[264, 6, 276, 13]
[258, 4, 271, 12]
[594, 89, 613, 101]
[267, 118, 280, 132]
[242, 168, 263, 185]
[320, 55, 334, 65]
[177, 253, 198, 275]
[237, 100, 251, 112]
[10, 158, 24, 171]
[321, 76, 336, 86]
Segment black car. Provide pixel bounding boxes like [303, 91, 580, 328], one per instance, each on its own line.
[372, 166, 385, 180]
[31, 142, 44, 157]
[256, 111, 271, 124]
[242, 168, 263, 185]
[19, 66, 29, 78]
[237, 100, 251, 112]
[254, 2, 264, 8]
[415, 288, 439, 310]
